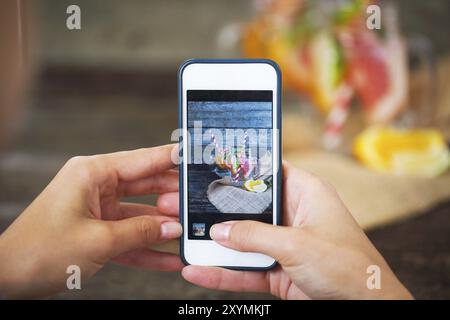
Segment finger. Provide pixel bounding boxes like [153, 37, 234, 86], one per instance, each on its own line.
[107, 216, 182, 256]
[119, 203, 179, 219]
[282, 160, 322, 192]
[113, 248, 184, 272]
[210, 220, 304, 265]
[283, 161, 333, 225]
[102, 144, 177, 182]
[157, 192, 179, 216]
[182, 266, 269, 293]
[283, 160, 333, 197]
[119, 170, 178, 197]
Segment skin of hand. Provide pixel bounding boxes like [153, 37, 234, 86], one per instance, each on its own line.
[0, 145, 183, 299]
[180, 161, 413, 300]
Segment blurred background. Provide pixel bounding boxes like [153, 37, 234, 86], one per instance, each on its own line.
[0, 0, 449, 299]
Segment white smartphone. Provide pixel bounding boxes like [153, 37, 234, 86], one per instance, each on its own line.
[178, 59, 281, 270]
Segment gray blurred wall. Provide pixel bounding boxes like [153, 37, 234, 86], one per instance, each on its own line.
[36, 0, 253, 70]
[35, 0, 450, 71]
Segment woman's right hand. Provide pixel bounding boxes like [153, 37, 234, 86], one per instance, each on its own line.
[179, 161, 413, 299]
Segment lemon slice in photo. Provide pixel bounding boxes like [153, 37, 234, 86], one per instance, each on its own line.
[244, 179, 268, 193]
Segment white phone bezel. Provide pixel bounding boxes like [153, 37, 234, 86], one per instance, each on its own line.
[181, 62, 279, 268]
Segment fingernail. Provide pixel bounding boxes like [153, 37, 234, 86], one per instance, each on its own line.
[210, 223, 231, 241]
[160, 221, 182, 239]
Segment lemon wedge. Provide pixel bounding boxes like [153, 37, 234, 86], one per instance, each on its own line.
[353, 126, 450, 177]
[244, 180, 268, 193]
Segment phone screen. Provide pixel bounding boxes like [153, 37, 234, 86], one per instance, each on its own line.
[186, 90, 274, 240]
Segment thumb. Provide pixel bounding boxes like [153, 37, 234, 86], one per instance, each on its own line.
[106, 216, 182, 257]
[210, 220, 304, 265]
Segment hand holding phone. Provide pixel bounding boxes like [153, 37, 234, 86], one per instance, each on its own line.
[0, 146, 183, 298]
[182, 162, 413, 300]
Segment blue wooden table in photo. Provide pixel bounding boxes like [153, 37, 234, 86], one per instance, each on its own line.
[187, 100, 273, 215]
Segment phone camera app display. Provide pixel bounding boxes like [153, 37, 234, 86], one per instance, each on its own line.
[186, 90, 273, 240]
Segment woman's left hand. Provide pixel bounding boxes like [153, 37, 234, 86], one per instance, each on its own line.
[0, 145, 182, 298]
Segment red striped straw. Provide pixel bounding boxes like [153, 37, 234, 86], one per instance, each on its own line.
[323, 84, 354, 150]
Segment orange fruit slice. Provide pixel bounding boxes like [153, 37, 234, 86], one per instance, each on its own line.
[353, 126, 450, 177]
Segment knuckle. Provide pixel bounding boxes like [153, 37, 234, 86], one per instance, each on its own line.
[64, 155, 94, 179]
[63, 154, 107, 183]
[65, 155, 89, 169]
[137, 217, 158, 244]
[231, 222, 254, 250]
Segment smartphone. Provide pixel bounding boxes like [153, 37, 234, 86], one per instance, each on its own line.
[178, 59, 281, 270]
